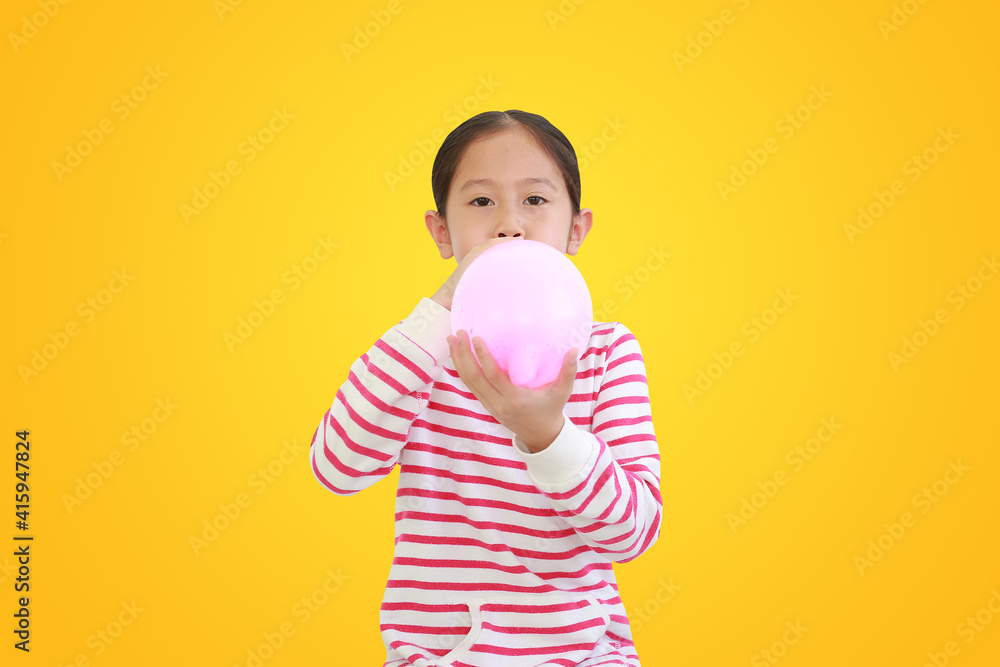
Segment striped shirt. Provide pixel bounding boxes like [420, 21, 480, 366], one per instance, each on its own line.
[310, 297, 662, 666]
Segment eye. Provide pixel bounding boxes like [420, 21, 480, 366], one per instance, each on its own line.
[525, 196, 546, 205]
[471, 197, 493, 206]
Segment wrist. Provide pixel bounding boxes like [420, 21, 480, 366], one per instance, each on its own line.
[518, 415, 566, 453]
[431, 288, 452, 311]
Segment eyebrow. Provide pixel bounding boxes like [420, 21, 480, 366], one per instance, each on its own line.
[459, 177, 557, 192]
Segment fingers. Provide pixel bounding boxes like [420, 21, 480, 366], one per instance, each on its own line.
[449, 330, 503, 405]
[450, 331, 576, 407]
[449, 330, 481, 374]
[470, 335, 504, 382]
[560, 348, 579, 388]
[530, 348, 578, 394]
[466, 333, 506, 405]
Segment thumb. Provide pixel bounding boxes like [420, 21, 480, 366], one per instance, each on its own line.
[538, 349, 579, 393]
[563, 348, 579, 378]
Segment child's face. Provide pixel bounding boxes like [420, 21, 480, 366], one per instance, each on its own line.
[425, 126, 592, 264]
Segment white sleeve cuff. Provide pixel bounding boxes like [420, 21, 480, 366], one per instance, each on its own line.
[513, 415, 599, 487]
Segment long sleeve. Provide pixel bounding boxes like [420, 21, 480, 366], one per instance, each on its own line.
[512, 323, 662, 563]
[310, 297, 453, 496]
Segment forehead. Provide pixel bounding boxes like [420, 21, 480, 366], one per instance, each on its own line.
[451, 127, 562, 187]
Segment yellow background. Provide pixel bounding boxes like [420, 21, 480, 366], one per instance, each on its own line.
[2, 0, 998, 664]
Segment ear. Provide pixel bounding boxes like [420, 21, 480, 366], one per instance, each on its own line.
[425, 210, 454, 260]
[566, 208, 593, 256]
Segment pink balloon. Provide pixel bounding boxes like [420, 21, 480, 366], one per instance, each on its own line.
[452, 239, 593, 388]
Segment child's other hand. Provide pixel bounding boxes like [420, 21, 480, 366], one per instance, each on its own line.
[431, 237, 520, 311]
[447, 328, 577, 453]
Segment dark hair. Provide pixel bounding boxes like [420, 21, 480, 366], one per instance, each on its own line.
[430, 110, 582, 224]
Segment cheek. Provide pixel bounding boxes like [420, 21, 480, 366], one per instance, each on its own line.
[456, 242, 475, 263]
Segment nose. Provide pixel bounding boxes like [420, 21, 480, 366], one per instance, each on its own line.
[494, 208, 524, 239]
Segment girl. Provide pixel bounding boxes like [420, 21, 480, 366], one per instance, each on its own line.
[310, 110, 661, 666]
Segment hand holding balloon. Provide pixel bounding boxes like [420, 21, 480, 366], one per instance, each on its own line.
[446, 239, 594, 452]
[447, 328, 577, 452]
